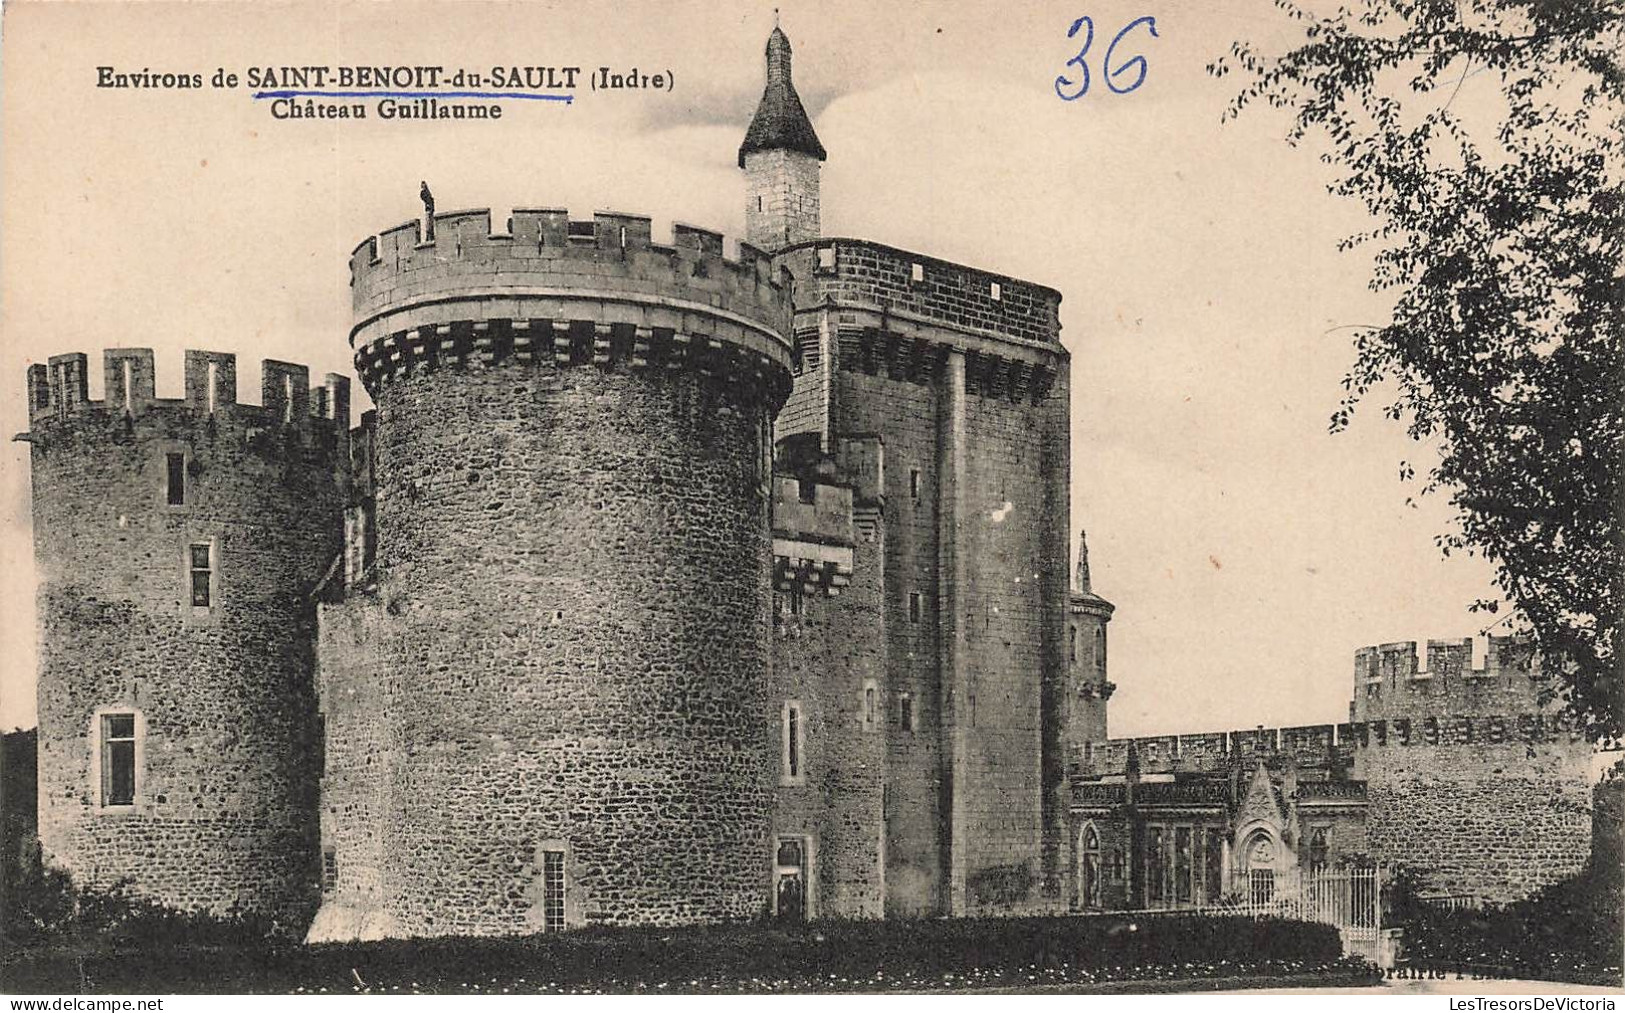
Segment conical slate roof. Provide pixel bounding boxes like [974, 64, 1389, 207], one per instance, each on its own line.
[737, 27, 826, 168]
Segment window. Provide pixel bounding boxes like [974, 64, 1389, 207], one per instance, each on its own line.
[1203, 828, 1225, 904]
[910, 263, 924, 283]
[1069, 626, 1077, 663]
[541, 849, 566, 932]
[899, 693, 914, 733]
[1146, 826, 1165, 905]
[1095, 627, 1107, 675]
[189, 543, 213, 608]
[908, 591, 922, 623]
[1079, 823, 1102, 909]
[862, 679, 878, 731]
[1174, 827, 1193, 904]
[322, 847, 338, 894]
[756, 195, 763, 212]
[166, 453, 186, 506]
[101, 712, 136, 807]
[780, 701, 805, 784]
[990, 281, 1002, 300]
[909, 469, 921, 499]
[1308, 827, 1330, 870]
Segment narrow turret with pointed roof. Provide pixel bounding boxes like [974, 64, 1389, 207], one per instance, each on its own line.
[740, 19, 825, 250]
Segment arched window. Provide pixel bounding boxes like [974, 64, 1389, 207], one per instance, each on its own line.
[1308, 826, 1329, 870]
[1069, 626, 1077, 663]
[1095, 626, 1107, 675]
[1244, 830, 1277, 905]
[1078, 822, 1102, 909]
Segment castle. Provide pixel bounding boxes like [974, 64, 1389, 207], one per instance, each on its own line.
[22, 28, 1593, 940]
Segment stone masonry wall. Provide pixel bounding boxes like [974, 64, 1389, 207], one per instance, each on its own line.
[1357, 736, 1591, 902]
[1348, 638, 1592, 903]
[27, 350, 345, 930]
[956, 363, 1071, 914]
[319, 363, 779, 935]
[769, 448, 887, 919]
[779, 239, 1069, 917]
[744, 149, 821, 251]
[316, 208, 795, 937]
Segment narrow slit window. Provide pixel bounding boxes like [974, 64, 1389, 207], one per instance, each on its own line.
[322, 847, 338, 893]
[189, 543, 212, 608]
[781, 701, 805, 783]
[101, 713, 136, 806]
[787, 705, 800, 777]
[542, 849, 566, 932]
[900, 693, 914, 733]
[166, 453, 186, 506]
[908, 591, 923, 623]
[909, 469, 921, 499]
[862, 680, 878, 730]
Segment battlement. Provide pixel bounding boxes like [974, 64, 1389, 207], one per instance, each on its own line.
[1074, 706, 1589, 780]
[347, 209, 796, 405]
[772, 473, 854, 598]
[1073, 723, 1354, 778]
[349, 208, 793, 340]
[1354, 635, 1538, 682]
[1350, 635, 1554, 723]
[782, 238, 1063, 351]
[25, 349, 350, 436]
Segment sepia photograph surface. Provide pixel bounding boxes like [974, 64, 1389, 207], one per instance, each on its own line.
[0, 0, 1619, 998]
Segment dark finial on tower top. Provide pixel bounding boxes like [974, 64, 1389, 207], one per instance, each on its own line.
[1076, 528, 1092, 594]
[738, 21, 827, 168]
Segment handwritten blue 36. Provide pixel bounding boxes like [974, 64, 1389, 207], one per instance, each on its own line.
[1055, 15, 1160, 100]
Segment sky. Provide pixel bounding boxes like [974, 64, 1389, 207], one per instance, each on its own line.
[0, 1, 1505, 736]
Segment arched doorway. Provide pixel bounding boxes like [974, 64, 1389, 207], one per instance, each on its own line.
[1241, 828, 1279, 906]
[1078, 822, 1102, 909]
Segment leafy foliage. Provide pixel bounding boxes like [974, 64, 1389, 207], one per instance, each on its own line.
[3, 858, 277, 952]
[1386, 777, 1622, 985]
[1, 909, 1366, 994]
[1212, 0, 1625, 744]
[1394, 865, 1623, 985]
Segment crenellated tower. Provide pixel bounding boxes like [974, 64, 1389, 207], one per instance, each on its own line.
[23, 351, 347, 928]
[740, 25, 825, 251]
[311, 207, 795, 938]
[1348, 635, 1593, 902]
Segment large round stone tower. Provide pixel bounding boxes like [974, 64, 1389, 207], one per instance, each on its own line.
[24, 350, 347, 928]
[318, 208, 793, 936]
